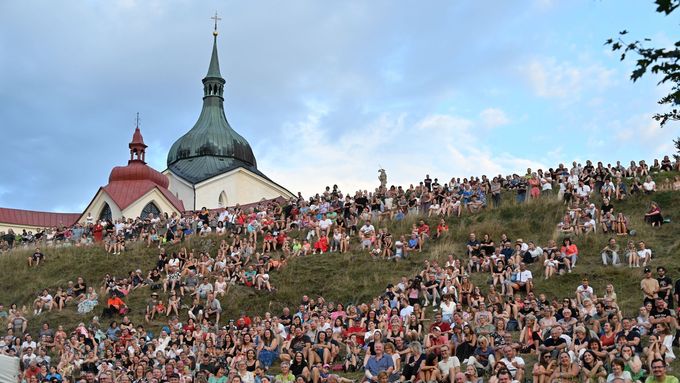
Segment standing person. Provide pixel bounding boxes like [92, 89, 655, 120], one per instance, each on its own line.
[656, 267, 673, 309]
[641, 268, 660, 307]
[490, 177, 502, 208]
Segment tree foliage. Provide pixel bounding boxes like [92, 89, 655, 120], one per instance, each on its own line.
[605, 0, 679, 127]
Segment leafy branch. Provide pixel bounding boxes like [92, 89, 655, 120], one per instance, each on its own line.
[605, 0, 679, 127]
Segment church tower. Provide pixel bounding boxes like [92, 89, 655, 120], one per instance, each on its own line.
[164, 16, 293, 210]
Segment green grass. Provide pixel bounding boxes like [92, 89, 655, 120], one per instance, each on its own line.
[1, 171, 679, 375]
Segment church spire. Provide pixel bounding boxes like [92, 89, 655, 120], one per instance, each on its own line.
[129, 112, 147, 164]
[202, 12, 226, 100]
[206, 12, 222, 79]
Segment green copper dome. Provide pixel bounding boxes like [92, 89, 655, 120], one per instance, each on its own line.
[167, 35, 258, 184]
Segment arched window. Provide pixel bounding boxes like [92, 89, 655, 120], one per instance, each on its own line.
[218, 191, 228, 208]
[99, 202, 112, 222]
[141, 202, 161, 218]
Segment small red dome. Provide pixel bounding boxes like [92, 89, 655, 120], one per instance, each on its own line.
[109, 162, 169, 189]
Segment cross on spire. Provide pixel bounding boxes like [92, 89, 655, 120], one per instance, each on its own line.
[211, 11, 221, 35]
[135, 112, 141, 128]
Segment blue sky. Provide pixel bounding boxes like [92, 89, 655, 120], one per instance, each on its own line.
[0, 0, 677, 212]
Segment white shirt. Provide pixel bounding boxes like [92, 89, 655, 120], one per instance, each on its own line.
[438, 356, 461, 375]
[500, 356, 525, 377]
[517, 270, 532, 282]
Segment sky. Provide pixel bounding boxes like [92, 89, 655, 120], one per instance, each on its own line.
[0, 0, 678, 212]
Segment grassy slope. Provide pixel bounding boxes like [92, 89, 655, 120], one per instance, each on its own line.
[1, 171, 679, 370]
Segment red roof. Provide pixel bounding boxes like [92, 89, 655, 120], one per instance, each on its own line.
[0, 207, 80, 228]
[102, 180, 184, 212]
[129, 127, 147, 148]
[109, 162, 169, 188]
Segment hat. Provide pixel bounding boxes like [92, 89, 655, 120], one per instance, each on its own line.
[433, 326, 441, 331]
[644, 267, 651, 273]
[323, 364, 330, 369]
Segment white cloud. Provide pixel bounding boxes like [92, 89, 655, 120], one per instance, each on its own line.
[479, 108, 510, 128]
[521, 57, 616, 100]
[259, 106, 548, 198]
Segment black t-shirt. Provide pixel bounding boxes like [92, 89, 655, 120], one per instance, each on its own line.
[542, 336, 566, 349]
[657, 276, 673, 300]
[601, 203, 614, 215]
[649, 307, 672, 321]
[290, 335, 311, 353]
[616, 329, 642, 353]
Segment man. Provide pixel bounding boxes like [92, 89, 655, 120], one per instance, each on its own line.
[465, 233, 480, 257]
[538, 327, 567, 358]
[437, 345, 460, 383]
[364, 343, 394, 382]
[646, 358, 679, 383]
[495, 368, 515, 383]
[616, 318, 642, 354]
[204, 293, 222, 325]
[575, 278, 594, 306]
[656, 267, 673, 309]
[274, 362, 295, 383]
[423, 273, 440, 308]
[601, 238, 620, 266]
[509, 263, 533, 294]
[27, 247, 44, 267]
[641, 268, 660, 306]
[499, 346, 524, 382]
[288, 325, 312, 359]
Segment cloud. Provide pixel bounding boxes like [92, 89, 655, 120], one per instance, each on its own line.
[479, 108, 510, 128]
[520, 57, 616, 100]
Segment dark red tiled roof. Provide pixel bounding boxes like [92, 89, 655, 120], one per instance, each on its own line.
[103, 180, 184, 212]
[0, 207, 80, 228]
[109, 162, 169, 188]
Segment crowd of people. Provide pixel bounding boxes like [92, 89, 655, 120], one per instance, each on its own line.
[0, 156, 679, 383]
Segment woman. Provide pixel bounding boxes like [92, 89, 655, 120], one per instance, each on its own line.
[77, 287, 98, 314]
[209, 366, 228, 383]
[518, 314, 541, 354]
[549, 351, 580, 382]
[257, 328, 279, 370]
[236, 359, 255, 383]
[308, 330, 331, 365]
[532, 353, 555, 383]
[624, 240, 639, 268]
[645, 323, 675, 368]
[644, 201, 663, 227]
[560, 238, 578, 271]
[606, 358, 632, 382]
[290, 352, 311, 380]
[580, 350, 606, 382]
[245, 349, 261, 372]
[529, 174, 541, 199]
[619, 345, 644, 382]
[419, 352, 441, 383]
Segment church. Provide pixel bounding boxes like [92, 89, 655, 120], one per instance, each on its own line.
[0, 26, 293, 232]
[163, 28, 293, 211]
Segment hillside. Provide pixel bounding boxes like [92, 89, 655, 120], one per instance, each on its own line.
[1, 171, 679, 375]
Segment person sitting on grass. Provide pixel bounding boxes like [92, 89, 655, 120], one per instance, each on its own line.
[644, 202, 664, 227]
[27, 247, 44, 267]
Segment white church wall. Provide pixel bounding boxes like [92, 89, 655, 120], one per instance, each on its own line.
[165, 171, 195, 211]
[80, 190, 123, 223]
[194, 169, 293, 209]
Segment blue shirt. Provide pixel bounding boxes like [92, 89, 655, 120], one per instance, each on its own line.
[366, 354, 394, 376]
